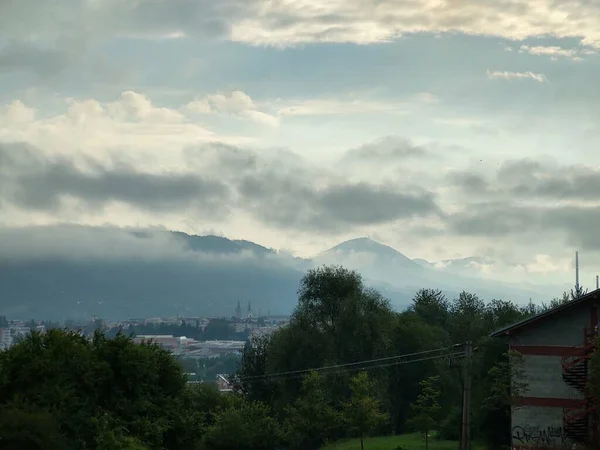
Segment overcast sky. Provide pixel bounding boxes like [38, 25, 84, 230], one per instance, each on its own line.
[2, 0, 600, 285]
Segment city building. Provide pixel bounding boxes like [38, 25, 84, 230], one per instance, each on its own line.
[491, 290, 600, 449]
[133, 335, 196, 354]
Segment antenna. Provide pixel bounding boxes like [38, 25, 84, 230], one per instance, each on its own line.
[576, 251, 580, 293]
[596, 275, 599, 290]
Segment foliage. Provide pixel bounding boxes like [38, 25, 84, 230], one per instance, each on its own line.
[0, 329, 193, 449]
[478, 349, 528, 449]
[406, 376, 442, 450]
[342, 372, 389, 450]
[203, 399, 283, 450]
[284, 371, 344, 450]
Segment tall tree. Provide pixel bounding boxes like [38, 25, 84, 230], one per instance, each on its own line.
[407, 376, 442, 450]
[342, 372, 388, 450]
[284, 371, 343, 450]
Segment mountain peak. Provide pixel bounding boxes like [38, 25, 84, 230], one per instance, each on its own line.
[327, 237, 401, 258]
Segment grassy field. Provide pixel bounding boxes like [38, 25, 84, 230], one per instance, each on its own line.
[321, 433, 479, 450]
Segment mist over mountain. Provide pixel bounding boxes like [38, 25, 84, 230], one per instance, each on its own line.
[0, 226, 563, 321]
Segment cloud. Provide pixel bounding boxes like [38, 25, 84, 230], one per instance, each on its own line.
[0, 39, 84, 76]
[0, 100, 36, 125]
[341, 136, 429, 164]
[0, 224, 279, 264]
[276, 99, 406, 116]
[442, 158, 600, 251]
[0, 142, 231, 215]
[185, 90, 279, 126]
[5, 0, 600, 51]
[486, 70, 548, 83]
[0, 92, 259, 163]
[0, 140, 440, 234]
[518, 44, 595, 61]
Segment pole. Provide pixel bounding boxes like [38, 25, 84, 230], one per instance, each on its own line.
[460, 341, 473, 450]
[596, 275, 598, 290]
[576, 251, 580, 293]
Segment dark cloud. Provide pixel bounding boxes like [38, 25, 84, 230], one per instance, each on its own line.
[447, 202, 600, 250]
[452, 158, 600, 202]
[0, 142, 230, 214]
[436, 156, 600, 251]
[0, 38, 85, 77]
[1, 141, 440, 232]
[341, 136, 429, 164]
[446, 171, 489, 192]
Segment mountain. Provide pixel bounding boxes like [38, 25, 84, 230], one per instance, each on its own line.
[314, 238, 553, 305]
[0, 227, 559, 321]
[0, 227, 303, 321]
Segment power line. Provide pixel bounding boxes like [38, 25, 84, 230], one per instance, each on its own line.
[238, 352, 466, 383]
[236, 344, 464, 383]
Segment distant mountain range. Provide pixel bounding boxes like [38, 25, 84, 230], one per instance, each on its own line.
[0, 227, 563, 321]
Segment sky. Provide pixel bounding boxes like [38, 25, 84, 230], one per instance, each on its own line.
[2, 0, 600, 286]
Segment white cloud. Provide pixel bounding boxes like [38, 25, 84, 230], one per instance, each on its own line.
[0, 100, 36, 125]
[185, 90, 279, 127]
[486, 69, 548, 83]
[0, 92, 254, 166]
[108, 91, 185, 123]
[276, 99, 406, 116]
[6, 0, 600, 49]
[518, 45, 595, 61]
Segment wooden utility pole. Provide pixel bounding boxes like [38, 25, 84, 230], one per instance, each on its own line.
[460, 341, 473, 450]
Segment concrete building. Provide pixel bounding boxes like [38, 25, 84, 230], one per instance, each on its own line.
[492, 290, 600, 449]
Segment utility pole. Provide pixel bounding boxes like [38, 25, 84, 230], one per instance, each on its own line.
[576, 251, 580, 293]
[460, 341, 473, 450]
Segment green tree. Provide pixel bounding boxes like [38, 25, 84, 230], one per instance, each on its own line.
[284, 371, 343, 450]
[0, 402, 65, 450]
[410, 289, 449, 329]
[342, 372, 388, 450]
[479, 349, 528, 449]
[407, 376, 442, 450]
[233, 335, 275, 405]
[265, 266, 396, 408]
[0, 329, 191, 449]
[204, 400, 283, 450]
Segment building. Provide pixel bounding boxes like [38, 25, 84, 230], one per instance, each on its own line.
[235, 301, 242, 320]
[491, 290, 600, 449]
[133, 335, 196, 354]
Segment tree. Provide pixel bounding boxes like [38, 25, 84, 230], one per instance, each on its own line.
[410, 289, 449, 329]
[479, 349, 528, 449]
[0, 402, 65, 450]
[203, 400, 283, 450]
[0, 329, 191, 449]
[342, 372, 388, 450]
[233, 335, 275, 405]
[284, 371, 343, 450]
[407, 376, 442, 450]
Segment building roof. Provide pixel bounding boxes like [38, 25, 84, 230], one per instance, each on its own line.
[490, 289, 600, 338]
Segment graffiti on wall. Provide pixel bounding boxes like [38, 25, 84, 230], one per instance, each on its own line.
[512, 425, 566, 447]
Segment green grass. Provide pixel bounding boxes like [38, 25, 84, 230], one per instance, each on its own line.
[321, 433, 478, 450]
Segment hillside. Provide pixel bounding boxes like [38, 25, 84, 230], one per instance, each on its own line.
[0, 226, 555, 320]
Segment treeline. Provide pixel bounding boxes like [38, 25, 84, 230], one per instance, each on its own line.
[0, 265, 578, 449]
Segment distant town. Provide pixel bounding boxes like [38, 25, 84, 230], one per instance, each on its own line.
[0, 301, 290, 392]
